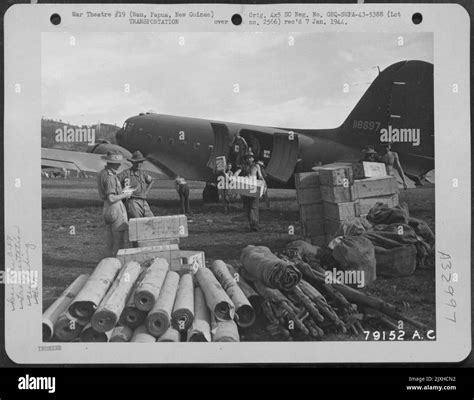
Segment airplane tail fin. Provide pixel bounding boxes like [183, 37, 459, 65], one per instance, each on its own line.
[340, 60, 434, 176]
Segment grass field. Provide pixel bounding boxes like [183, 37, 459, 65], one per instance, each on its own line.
[42, 178, 436, 341]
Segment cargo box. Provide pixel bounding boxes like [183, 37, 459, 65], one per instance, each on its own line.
[136, 238, 180, 247]
[294, 171, 320, 189]
[117, 244, 181, 270]
[317, 164, 354, 187]
[179, 250, 206, 274]
[215, 156, 227, 172]
[296, 187, 322, 205]
[353, 162, 387, 179]
[356, 194, 399, 216]
[228, 176, 266, 198]
[299, 203, 324, 221]
[353, 176, 398, 199]
[128, 215, 188, 241]
[323, 201, 357, 220]
[321, 185, 355, 203]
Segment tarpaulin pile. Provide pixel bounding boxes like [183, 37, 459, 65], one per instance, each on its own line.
[238, 244, 360, 339]
[234, 242, 428, 340]
[328, 202, 434, 278]
[331, 236, 376, 284]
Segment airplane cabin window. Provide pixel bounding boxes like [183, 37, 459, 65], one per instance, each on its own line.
[157, 136, 162, 143]
[169, 138, 174, 145]
[194, 142, 200, 149]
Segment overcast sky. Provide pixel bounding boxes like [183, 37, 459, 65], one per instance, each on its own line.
[42, 32, 432, 129]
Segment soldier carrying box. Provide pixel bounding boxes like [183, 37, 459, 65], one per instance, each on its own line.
[234, 151, 263, 232]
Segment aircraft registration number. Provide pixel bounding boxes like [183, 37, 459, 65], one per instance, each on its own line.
[352, 120, 381, 131]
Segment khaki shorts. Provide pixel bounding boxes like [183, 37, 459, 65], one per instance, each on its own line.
[125, 198, 153, 219]
[103, 201, 128, 232]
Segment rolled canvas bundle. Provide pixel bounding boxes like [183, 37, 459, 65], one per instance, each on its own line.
[211, 260, 255, 328]
[110, 325, 134, 342]
[157, 328, 181, 342]
[53, 314, 86, 342]
[187, 287, 211, 342]
[226, 264, 262, 315]
[80, 323, 112, 342]
[68, 258, 122, 320]
[119, 268, 148, 329]
[92, 261, 142, 332]
[240, 245, 302, 291]
[131, 325, 156, 343]
[42, 274, 89, 341]
[133, 258, 169, 311]
[213, 320, 240, 342]
[146, 271, 180, 337]
[195, 267, 235, 322]
[171, 273, 194, 331]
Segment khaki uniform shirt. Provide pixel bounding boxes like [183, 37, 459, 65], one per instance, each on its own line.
[97, 167, 122, 205]
[119, 169, 152, 199]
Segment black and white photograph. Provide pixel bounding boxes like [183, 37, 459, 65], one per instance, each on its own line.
[40, 30, 436, 344]
[2, 3, 471, 367]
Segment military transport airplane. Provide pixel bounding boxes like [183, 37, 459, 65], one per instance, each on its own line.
[42, 60, 434, 201]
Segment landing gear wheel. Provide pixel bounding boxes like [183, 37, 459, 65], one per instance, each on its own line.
[202, 182, 219, 203]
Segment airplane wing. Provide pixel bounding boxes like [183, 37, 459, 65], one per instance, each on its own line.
[41, 148, 166, 178]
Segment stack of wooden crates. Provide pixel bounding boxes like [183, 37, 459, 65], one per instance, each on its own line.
[296, 163, 400, 246]
[295, 169, 325, 246]
[118, 215, 205, 273]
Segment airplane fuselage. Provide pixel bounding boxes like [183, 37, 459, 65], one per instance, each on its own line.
[114, 60, 434, 187]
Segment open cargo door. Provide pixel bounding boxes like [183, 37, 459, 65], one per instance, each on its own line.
[207, 123, 231, 170]
[265, 132, 299, 183]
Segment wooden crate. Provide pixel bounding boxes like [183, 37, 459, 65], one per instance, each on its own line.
[323, 201, 357, 220]
[215, 156, 226, 172]
[117, 244, 181, 270]
[128, 215, 188, 242]
[320, 185, 355, 203]
[229, 177, 266, 198]
[294, 171, 320, 189]
[317, 164, 354, 187]
[299, 203, 324, 221]
[352, 176, 398, 199]
[179, 250, 206, 274]
[296, 187, 322, 205]
[353, 162, 387, 179]
[356, 194, 399, 216]
[301, 219, 325, 237]
[136, 238, 180, 247]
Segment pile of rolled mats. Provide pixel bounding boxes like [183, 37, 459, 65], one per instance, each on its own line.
[43, 202, 433, 342]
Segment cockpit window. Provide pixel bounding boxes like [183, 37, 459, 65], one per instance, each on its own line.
[124, 122, 134, 132]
